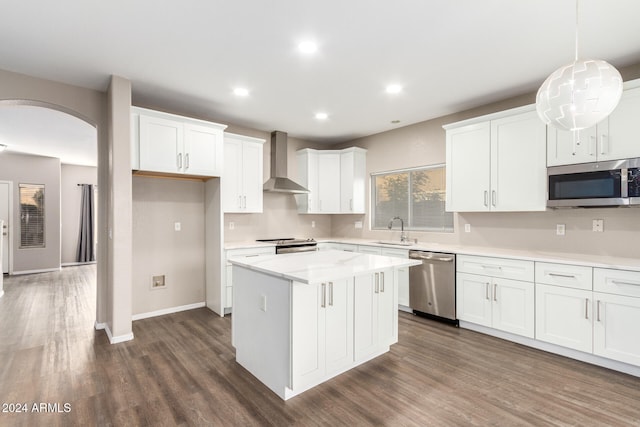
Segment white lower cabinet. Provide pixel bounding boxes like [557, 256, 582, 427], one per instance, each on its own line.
[358, 245, 410, 308]
[535, 283, 593, 353]
[354, 269, 397, 361]
[291, 279, 353, 390]
[457, 255, 535, 338]
[593, 292, 640, 366]
[225, 247, 275, 310]
[457, 272, 535, 338]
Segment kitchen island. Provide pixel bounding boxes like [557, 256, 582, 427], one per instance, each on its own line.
[229, 249, 420, 400]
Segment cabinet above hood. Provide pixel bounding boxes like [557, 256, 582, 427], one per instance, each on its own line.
[263, 131, 309, 194]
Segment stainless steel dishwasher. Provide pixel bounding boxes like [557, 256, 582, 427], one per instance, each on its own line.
[409, 250, 457, 324]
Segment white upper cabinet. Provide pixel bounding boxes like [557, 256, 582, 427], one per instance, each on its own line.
[131, 107, 226, 177]
[222, 133, 265, 213]
[296, 147, 367, 214]
[547, 82, 640, 166]
[445, 106, 547, 212]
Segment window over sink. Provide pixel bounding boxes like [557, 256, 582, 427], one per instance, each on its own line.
[371, 164, 453, 232]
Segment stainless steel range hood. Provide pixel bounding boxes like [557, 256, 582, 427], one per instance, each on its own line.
[263, 131, 310, 194]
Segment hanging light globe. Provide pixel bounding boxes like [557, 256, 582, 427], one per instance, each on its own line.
[536, 59, 623, 131]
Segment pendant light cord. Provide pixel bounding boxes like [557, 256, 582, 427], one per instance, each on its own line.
[574, 0, 579, 61]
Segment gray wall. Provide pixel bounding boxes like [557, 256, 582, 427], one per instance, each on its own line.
[61, 164, 97, 265]
[132, 176, 206, 315]
[0, 152, 61, 273]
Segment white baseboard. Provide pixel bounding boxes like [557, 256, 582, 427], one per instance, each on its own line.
[11, 267, 61, 275]
[61, 261, 96, 267]
[460, 321, 640, 378]
[95, 321, 134, 344]
[132, 301, 206, 321]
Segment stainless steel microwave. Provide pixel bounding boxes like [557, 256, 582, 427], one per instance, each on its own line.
[547, 158, 640, 208]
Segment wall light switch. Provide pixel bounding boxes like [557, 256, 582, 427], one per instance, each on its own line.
[355, 221, 363, 229]
[311, 220, 316, 228]
[174, 222, 181, 231]
[593, 219, 604, 232]
[229, 222, 235, 230]
[464, 224, 471, 233]
[556, 224, 565, 236]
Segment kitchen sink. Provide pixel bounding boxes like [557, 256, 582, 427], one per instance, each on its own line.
[373, 240, 414, 246]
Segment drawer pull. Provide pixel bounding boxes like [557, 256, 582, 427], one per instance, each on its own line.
[597, 300, 601, 322]
[493, 283, 497, 302]
[481, 265, 502, 270]
[548, 272, 576, 279]
[321, 283, 326, 308]
[380, 272, 385, 293]
[485, 283, 490, 300]
[375, 273, 379, 294]
[329, 282, 334, 306]
[611, 280, 640, 287]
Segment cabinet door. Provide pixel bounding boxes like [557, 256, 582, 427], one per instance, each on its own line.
[325, 279, 354, 374]
[291, 282, 326, 390]
[241, 141, 264, 213]
[222, 139, 243, 212]
[593, 292, 640, 367]
[340, 150, 366, 213]
[354, 273, 378, 361]
[599, 86, 640, 161]
[547, 126, 597, 166]
[295, 150, 319, 213]
[446, 122, 491, 212]
[490, 110, 547, 211]
[357, 245, 382, 255]
[397, 267, 410, 307]
[184, 123, 223, 176]
[139, 115, 183, 173]
[535, 283, 593, 353]
[456, 273, 492, 327]
[317, 153, 341, 212]
[492, 278, 534, 338]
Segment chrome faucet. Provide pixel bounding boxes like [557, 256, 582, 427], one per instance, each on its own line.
[388, 216, 407, 242]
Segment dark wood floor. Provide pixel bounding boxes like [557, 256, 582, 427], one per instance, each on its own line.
[1, 265, 639, 426]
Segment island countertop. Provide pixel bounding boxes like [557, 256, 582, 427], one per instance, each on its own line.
[228, 249, 421, 284]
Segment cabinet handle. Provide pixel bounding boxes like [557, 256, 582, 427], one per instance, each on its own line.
[380, 272, 385, 293]
[329, 282, 334, 306]
[484, 191, 488, 207]
[589, 135, 596, 156]
[493, 283, 497, 302]
[585, 298, 589, 319]
[611, 280, 640, 286]
[319, 200, 322, 211]
[177, 153, 182, 169]
[321, 283, 326, 308]
[491, 190, 497, 207]
[375, 273, 379, 294]
[185, 153, 190, 169]
[597, 300, 601, 322]
[350, 199, 353, 211]
[600, 134, 608, 155]
[548, 272, 576, 279]
[238, 195, 242, 209]
[243, 195, 247, 209]
[485, 282, 490, 300]
[481, 265, 502, 271]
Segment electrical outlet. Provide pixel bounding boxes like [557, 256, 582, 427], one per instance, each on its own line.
[556, 224, 565, 236]
[174, 222, 181, 231]
[355, 221, 363, 229]
[464, 224, 471, 233]
[593, 219, 604, 232]
[229, 222, 235, 230]
[311, 220, 316, 228]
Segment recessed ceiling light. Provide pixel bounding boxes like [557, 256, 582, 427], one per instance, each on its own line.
[386, 84, 403, 94]
[233, 87, 249, 97]
[315, 112, 328, 120]
[298, 41, 318, 54]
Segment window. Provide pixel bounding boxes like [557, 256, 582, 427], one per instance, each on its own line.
[372, 165, 453, 232]
[19, 183, 45, 248]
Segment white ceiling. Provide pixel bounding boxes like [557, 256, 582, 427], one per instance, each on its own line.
[1, 0, 640, 163]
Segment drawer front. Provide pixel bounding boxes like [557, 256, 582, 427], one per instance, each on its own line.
[535, 262, 593, 290]
[594, 268, 640, 298]
[226, 246, 275, 259]
[380, 248, 409, 258]
[457, 255, 534, 282]
[357, 245, 382, 255]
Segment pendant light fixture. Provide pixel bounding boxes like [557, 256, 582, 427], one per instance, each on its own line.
[536, 0, 622, 132]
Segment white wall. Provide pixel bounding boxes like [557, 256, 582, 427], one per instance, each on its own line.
[132, 176, 206, 315]
[61, 164, 97, 265]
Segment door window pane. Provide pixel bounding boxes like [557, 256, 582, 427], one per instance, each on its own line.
[19, 183, 45, 248]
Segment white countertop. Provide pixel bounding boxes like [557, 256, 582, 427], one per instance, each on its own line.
[228, 249, 421, 284]
[225, 238, 640, 272]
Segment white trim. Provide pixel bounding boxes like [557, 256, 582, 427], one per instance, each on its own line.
[459, 321, 640, 378]
[102, 323, 134, 344]
[0, 180, 13, 275]
[442, 104, 535, 130]
[11, 267, 61, 275]
[132, 301, 206, 321]
[61, 261, 96, 267]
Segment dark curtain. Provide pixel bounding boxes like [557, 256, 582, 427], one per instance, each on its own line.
[77, 184, 95, 263]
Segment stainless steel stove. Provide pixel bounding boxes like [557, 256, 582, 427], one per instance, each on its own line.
[256, 238, 318, 254]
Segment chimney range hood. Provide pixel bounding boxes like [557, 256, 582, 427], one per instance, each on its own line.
[263, 131, 310, 194]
